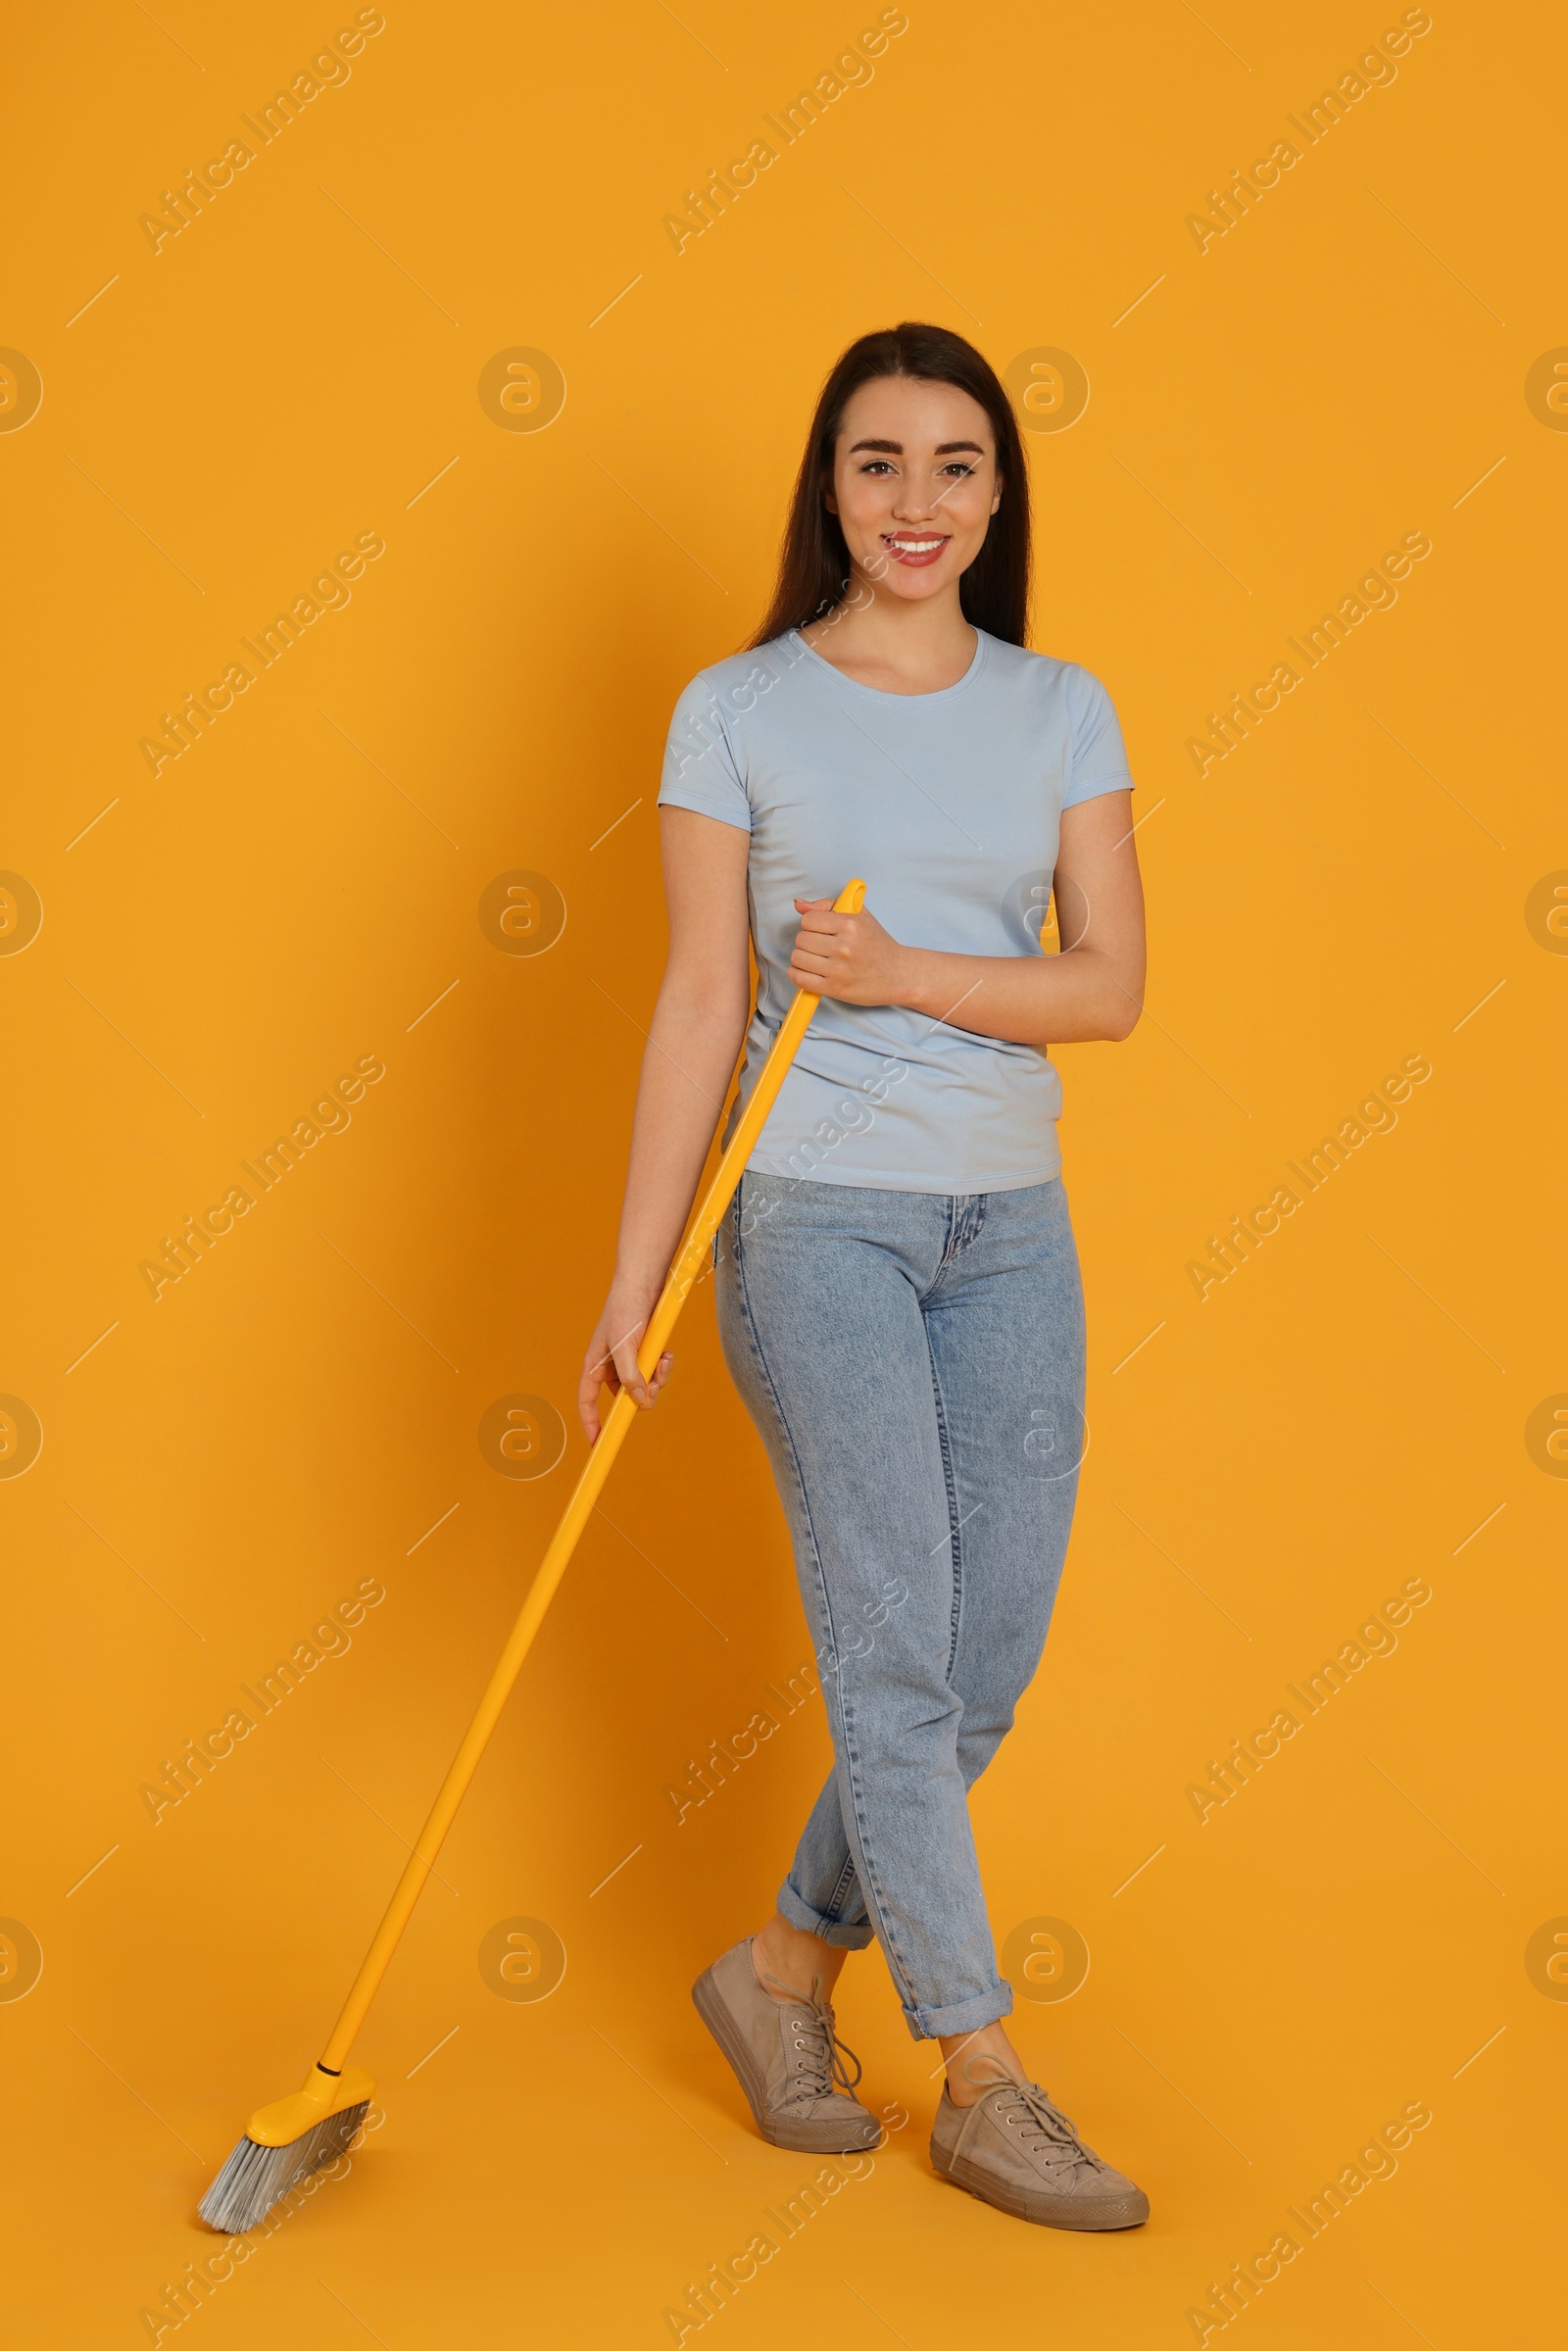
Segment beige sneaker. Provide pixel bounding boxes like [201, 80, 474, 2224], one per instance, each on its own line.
[930, 2056, 1149, 2229]
[692, 1937, 882, 2153]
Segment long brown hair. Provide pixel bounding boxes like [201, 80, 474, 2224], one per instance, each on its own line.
[748, 321, 1030, 650]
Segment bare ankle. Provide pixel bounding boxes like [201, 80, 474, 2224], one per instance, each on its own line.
[751, 1917, 844, 2004]
[941, 2023, 1021, 2105]
[752, 1951, 795, 2001]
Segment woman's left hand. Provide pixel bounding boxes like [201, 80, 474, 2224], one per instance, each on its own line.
[788, 896, 907, 1004]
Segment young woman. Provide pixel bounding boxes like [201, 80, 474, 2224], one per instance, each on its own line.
[577, 321, 1148, 2231]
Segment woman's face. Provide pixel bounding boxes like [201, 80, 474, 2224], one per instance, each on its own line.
[824, 374, 1002, 607]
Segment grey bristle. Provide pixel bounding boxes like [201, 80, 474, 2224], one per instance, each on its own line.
[198, 2101, 368, 2234]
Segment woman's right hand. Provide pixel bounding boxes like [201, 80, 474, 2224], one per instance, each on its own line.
[577, 1279, 675, 1444]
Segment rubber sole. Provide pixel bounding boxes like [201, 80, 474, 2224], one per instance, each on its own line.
[932, 2137, 1149, 2230]
[691, 1965, 881, 2154]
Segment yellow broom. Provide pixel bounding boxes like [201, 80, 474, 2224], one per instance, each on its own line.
[199, 878, 866, 2231]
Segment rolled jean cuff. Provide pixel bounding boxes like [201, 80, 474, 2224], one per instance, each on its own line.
[902, 1979, 1014, 2042]
[776, 1877, 876, 1952]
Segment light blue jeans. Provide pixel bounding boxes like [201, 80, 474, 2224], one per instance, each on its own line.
[715, 1171, 1086, 2040]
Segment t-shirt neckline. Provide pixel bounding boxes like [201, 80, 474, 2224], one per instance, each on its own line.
[786, 625, 989, 705]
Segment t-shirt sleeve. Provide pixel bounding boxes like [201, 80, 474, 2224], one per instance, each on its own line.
[657, 675, 753, 834]
[1061, 665, 1134, 808]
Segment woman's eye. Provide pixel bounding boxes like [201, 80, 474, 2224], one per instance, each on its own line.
[859, 460, 895, 473]
[942, 463, 977, 476]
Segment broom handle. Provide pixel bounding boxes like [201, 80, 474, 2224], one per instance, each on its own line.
[317, 877, 866, 2074]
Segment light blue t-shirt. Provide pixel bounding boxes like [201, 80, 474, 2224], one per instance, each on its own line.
[657, 626, 1134, 1194]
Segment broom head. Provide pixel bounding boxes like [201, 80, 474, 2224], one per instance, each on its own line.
[199, 2062, 375, 2233]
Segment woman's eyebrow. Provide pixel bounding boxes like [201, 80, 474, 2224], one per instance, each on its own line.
[846, 437, 988, 456]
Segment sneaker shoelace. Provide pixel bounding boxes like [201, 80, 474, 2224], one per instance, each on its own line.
[961, 2055, 1102, 2180]
[760, 1963, 865, 2103]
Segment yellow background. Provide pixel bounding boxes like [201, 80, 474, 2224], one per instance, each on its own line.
[4, 1, 1563, 2342]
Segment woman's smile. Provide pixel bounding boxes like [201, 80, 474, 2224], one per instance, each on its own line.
[881, 530, 950, 566]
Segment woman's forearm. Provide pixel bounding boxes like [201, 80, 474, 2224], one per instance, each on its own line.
[612, 985, 750, 1294]
[891, 940, 1143, 1048]
[786, 796, 1146, 1050]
